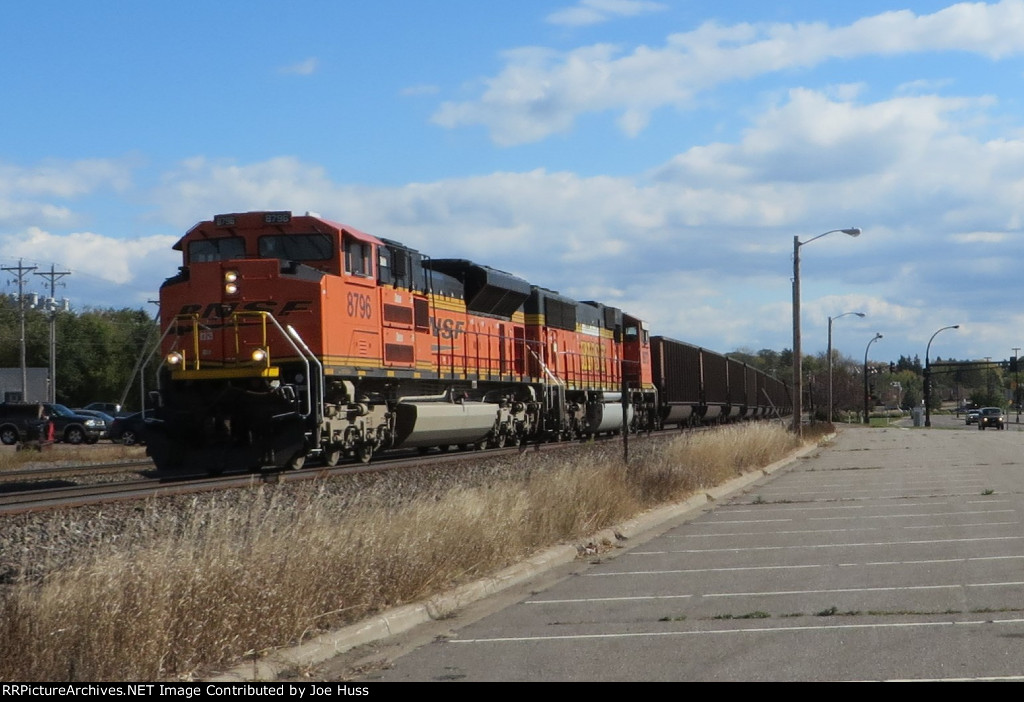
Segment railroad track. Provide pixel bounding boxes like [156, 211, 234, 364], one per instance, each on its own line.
[0, 427, 702, 515]
[0, 459, 155, 484]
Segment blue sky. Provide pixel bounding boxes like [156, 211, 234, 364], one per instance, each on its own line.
[4, 0, 1024, 365]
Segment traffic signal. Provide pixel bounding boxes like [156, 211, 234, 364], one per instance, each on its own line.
[1011, 356, 1018, 373]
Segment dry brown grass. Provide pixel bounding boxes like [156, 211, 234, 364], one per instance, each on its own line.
[0, 443, 147, 471]
[0, 422, 804, 681]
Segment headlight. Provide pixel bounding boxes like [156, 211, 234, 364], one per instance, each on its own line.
[166, 351, 183, 366]
[251, 348, 267, 362]
[85, 419, 102, 427]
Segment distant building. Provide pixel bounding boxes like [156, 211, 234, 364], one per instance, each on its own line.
[0, 368, 48, 402]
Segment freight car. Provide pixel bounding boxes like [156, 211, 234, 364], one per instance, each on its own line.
[144, 211, 789, 475]
[650, 337, 790, 427]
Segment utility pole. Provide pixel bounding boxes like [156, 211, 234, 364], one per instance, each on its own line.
[1013, 347, 1020, 423]
[34, 265, 71, 403]
[2, 259, 38, 400]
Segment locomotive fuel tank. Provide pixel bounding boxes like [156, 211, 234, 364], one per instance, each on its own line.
[392, 400, 497, 449]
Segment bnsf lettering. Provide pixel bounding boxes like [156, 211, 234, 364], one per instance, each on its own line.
[346, 292, 373, 319]
[176, 300, 313, 318]
[580, 341, 602, 371]
[430, 317, 465, 340]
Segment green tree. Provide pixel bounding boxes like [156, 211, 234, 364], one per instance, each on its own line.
[0, 297, 157, 409]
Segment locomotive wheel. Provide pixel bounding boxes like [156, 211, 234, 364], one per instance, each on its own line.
[323, 447, 342, 467]
[357, 444, 374, 464]
[437, 445, 450, 453]
[493, 432, 507, 449]
[287, 453, 306, 470]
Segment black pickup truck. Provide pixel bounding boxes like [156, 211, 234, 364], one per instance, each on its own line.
[0, 403, 51, 446]
[0, 402, 106, 445]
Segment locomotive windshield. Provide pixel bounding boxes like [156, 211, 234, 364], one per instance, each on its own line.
[188, 237, 246, 263]
[258, 233, 334, 262]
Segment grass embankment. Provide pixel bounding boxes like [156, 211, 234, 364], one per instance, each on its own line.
[0, 422, 815, 681]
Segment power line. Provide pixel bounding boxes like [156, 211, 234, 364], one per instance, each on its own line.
[34, 264, 71, 403]
[1, 259, 37, 399]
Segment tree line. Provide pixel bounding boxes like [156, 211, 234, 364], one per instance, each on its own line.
[729, 347, 1014, 418]
[0, 296, 158, 410]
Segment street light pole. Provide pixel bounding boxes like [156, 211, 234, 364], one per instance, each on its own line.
[1013, 347, 1020, 423]
[924, 324, 960, 427]
[863, 333, 883, 424]
[792, 228, 861, 436]
[828, 311, 865, 424]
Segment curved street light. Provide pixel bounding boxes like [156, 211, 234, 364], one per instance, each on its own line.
[863, 333, 883, 424]
[792, 228, 862, 435]
[924, 324, 960, 427]
[828, 311, 865, 423]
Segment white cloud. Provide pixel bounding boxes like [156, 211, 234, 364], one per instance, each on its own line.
[0, 159, 134, 199]
[78, 65, 1024, 359]
[151, 157, 341, 228]
[436, 0, 1024, 145]
[0, 158, 138, 230]
[0, 227, 178, 287]
[546, 0, 668, 27]
[278, 58, 318, 76]
[949, 231, 1010, 243]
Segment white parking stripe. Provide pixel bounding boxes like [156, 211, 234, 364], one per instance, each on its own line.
[447, 617, 1024, 644]
[588, 554, 1024, 576]
[704, 581, 1024, 597]
[631, 535, 1024, 555]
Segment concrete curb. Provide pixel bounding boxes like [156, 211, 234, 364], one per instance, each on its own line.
[211, 436, 826, 681]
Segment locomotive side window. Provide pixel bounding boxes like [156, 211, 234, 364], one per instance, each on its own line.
[188, 237, 246, 263]
[258, 234, 333, 262]
[344, 237, 372, 277]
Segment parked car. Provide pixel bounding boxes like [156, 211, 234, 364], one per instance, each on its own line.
[966, 409, 981, 425]
[978, 407, 1005, 430]
[0, 402, 50, 446]
[71, 409, 116, 439]
[81, 401, 124, 417]
[40, 403, 105, 444]
[107, 412, 148, 446]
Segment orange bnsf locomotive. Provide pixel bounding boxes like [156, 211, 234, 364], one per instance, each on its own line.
[145, 211, 790, 474]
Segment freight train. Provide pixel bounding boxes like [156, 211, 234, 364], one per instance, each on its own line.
[144, 211, 792, 474]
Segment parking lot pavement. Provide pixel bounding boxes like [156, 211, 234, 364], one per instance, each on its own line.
[323, 424, 1024, 682]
